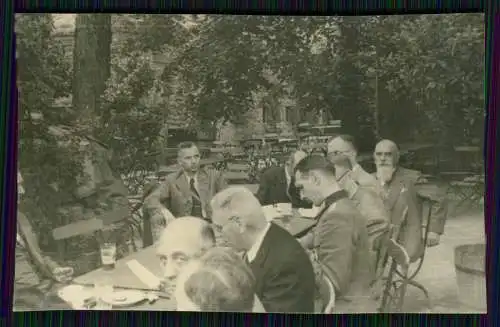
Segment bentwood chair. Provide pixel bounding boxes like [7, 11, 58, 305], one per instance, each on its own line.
[315, 273, 336, 313]
[378, 199, 434, 312]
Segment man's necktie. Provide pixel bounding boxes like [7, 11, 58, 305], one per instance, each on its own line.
[190, 178, 203, 218]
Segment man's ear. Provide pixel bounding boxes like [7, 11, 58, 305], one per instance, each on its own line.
[310, 171, 322, 185]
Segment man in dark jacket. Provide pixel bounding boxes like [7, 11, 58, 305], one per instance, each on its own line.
[256, 150, 312, 208]
[211, 186, 316, 313]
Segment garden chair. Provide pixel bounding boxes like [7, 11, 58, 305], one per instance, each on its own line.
[377, 197, 434, 312]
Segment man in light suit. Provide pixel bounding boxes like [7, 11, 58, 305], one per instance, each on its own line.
[327, 135, 378, 188]
[211, 187, 315, 313]
[294, 155, 376, 313]
[327, 136, 390, 262]
[144, 142, 227, 243]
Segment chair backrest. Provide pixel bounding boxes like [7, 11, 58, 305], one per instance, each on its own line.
[322, 274, 336, 313]
[386, 238, 410, 270]
[52, 218, 104, 261]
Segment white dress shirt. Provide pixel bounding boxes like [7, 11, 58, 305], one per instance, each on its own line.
[246, 222, 272, 263]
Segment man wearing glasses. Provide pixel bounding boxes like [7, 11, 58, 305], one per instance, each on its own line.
[327, 135, 378, 189]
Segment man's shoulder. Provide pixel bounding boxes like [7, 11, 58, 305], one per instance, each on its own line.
[261, 165, 284, 179]
[268, 223, 308, 256]
[323, 199, 361, 223]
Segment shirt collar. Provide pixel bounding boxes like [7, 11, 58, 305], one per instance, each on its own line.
[246, 222, 272, 263]
[184, 172, 198, 184]
[284, 166, 291, 186]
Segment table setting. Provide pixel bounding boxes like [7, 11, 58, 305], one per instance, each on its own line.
[40, 237, 176, 311]
[40, 204, 318, 311]
[261, 203, 318, 237]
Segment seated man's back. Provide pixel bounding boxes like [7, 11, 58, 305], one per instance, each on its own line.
[249, 223, 316, 313]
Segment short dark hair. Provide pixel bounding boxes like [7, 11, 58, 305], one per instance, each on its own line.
[336, 134, 358, 152]
[183, 247, 255, 312]
[177, 141, 198, 154]
[294, 154, 336, 177]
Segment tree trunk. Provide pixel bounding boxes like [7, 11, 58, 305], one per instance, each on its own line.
[72, 14, 112, 132]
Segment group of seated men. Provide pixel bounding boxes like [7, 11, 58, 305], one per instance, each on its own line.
[142, 137, 447, 313]
[14, 136, 448, 312]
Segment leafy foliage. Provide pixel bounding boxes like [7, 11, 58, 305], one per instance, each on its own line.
[16, 14, 85, 235]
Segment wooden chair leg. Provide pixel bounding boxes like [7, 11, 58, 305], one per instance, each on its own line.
[379, 260, 397, 312]
[406, 279, 432, 308]
[396, 281, 408, 312]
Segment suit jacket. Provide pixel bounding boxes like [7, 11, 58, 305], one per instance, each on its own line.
[398, 168, 448, 235]
[337, 172, 390, 253]
[249, 223, 315, 313]
[351, 163, 378, 188]
[144, 167, 227, 220]
[256, 166, 312, 208]
[311, 194, 374, 305]
[373, 168, 424, 262]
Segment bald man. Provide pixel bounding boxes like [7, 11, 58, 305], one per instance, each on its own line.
[256, 150, 312, 208]
[155, 216, 265, 312]
[373, 139, 448, 249]
[211, 187, 315, 313]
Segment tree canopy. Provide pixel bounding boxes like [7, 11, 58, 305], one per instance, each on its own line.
[16, 13, 484, 218]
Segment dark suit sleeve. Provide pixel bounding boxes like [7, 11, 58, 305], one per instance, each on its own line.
[260, 254, 313, 313]
[316, 212, 355, 296]
[401, 182, 425, 261]
[256, 169, 272, 205]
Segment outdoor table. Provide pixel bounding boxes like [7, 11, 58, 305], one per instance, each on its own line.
[273, 216, 316, 238]
[61, 210, 316, 311]
[68, 246, 175, 310]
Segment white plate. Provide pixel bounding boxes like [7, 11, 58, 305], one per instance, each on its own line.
[298, 207, 319, 218]
[58, 285, 93, 309]
[100, 290, 146, 307]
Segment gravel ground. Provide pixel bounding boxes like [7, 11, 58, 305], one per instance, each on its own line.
[401, 206, 486, 313]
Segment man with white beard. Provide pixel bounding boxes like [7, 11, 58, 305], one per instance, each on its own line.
[373, 139, 448, 249]
[372, 140, 424, 262]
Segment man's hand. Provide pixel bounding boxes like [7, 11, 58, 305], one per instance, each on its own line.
[426, 232, 440, 247]
[52, 266, 74, 283]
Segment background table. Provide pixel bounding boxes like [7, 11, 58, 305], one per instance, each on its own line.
[274, 217, 316, 238]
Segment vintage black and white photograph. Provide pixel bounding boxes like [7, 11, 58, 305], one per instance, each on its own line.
[15, 13, 485, 313]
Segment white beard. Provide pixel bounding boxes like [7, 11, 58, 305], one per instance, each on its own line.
[376, 166, 396, 185]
